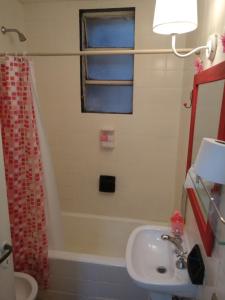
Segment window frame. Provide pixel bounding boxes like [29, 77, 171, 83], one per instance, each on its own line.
[79, 7, 135, 114]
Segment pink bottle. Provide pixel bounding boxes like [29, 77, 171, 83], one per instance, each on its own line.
[171, 210, 184, 236]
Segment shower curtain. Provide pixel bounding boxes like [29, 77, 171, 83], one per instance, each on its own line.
[0, 56, 49, 288]
[29, 62, 64, 251]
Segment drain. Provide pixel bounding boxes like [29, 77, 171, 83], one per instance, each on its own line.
[156, 266, 167, 274]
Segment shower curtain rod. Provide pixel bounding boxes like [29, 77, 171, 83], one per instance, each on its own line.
[0, 48, 193, 56]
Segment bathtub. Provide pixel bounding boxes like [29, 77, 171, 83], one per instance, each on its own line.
[61, 212, 152, 258]
[38, 212, 166, 300]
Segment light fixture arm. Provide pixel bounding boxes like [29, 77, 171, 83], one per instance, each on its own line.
[171, 34, 209, 58]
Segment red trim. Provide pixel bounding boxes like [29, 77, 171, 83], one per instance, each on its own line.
[218, 82, 225, 140]
[186, 87, 198, 172]
[205, 222, 214, 257]
[186, 60, 225, 257]
[194, 60, 225, 85]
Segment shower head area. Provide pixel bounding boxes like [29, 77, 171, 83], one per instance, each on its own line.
[1, 26, 27, 42]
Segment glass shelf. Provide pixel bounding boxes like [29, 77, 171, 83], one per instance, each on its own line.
[189, 169, 225, 245]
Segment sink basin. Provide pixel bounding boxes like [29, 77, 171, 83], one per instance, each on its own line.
[126, 225, 198, 299]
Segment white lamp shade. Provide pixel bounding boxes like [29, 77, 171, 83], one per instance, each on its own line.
[153, 0, 198, 35]
[194, 138, 225, 185]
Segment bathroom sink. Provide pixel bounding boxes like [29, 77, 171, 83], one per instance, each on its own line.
[125, 225, 198, 298]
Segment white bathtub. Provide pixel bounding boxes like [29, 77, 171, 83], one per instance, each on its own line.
[61, 212, 154, 258]
[39, 213, 167, 300]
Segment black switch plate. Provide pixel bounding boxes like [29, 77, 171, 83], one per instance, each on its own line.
[99, 175, 116, 193]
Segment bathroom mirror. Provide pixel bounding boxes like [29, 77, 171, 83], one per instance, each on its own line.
[186, 60, 225, 256]
[192, 80, 225, 163]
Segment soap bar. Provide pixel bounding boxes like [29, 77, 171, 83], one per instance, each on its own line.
[187, 244, 205, 285]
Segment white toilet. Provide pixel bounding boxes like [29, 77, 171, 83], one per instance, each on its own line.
[15, 272, 38, 300]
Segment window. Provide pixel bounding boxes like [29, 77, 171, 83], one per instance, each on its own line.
[80, 8, 135, 114]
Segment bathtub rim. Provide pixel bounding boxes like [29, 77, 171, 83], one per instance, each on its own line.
[62, 211, 169, 227]
[48, 249, 126, 267]
[54, 212, 170, 266]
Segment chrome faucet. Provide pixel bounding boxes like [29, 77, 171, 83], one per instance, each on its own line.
[161, 234, 187, 269]
[175, 254, 187, 269]
[161, 234, 183, 252]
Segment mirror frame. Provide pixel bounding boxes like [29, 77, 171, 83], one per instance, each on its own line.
[186, 60, 225, 256]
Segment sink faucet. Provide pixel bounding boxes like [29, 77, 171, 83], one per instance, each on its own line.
[161, 234, 183, 252]
[161, 234, 187, 269]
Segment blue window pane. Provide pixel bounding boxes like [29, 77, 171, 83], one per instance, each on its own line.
[86, 17, 135, 48]
[85, 85, 133, 113]
[87, 55, 133, 80]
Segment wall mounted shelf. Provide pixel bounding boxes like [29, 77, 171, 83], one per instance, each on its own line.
[188, 169, 225, 245]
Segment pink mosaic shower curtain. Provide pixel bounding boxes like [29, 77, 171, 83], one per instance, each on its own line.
[0, 56, 49, 288]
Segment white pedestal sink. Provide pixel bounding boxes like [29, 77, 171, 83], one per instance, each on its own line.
[125, 225, 198, 300]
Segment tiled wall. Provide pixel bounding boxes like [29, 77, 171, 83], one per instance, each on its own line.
[37, 258, 149, 300]
[22, 0, 186, 222]
[176, 0, 225, 207]
[177, 1, 225, 300]
[0, 0, 26, 53]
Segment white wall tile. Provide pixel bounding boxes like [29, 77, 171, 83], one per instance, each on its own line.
[23, 0, 185, 222]
[178, 1, 225, 300]
[166, 54, 185, 71]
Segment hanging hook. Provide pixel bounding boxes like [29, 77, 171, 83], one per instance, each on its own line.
[183, 90, 193, 109]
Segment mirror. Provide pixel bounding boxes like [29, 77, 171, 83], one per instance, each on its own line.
[191, 81, 225, 220]
[192, 80, 225, 163]
[186, 61, 225, 256]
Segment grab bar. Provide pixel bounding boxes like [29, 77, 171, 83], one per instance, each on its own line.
[0, 243, 13, 264]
